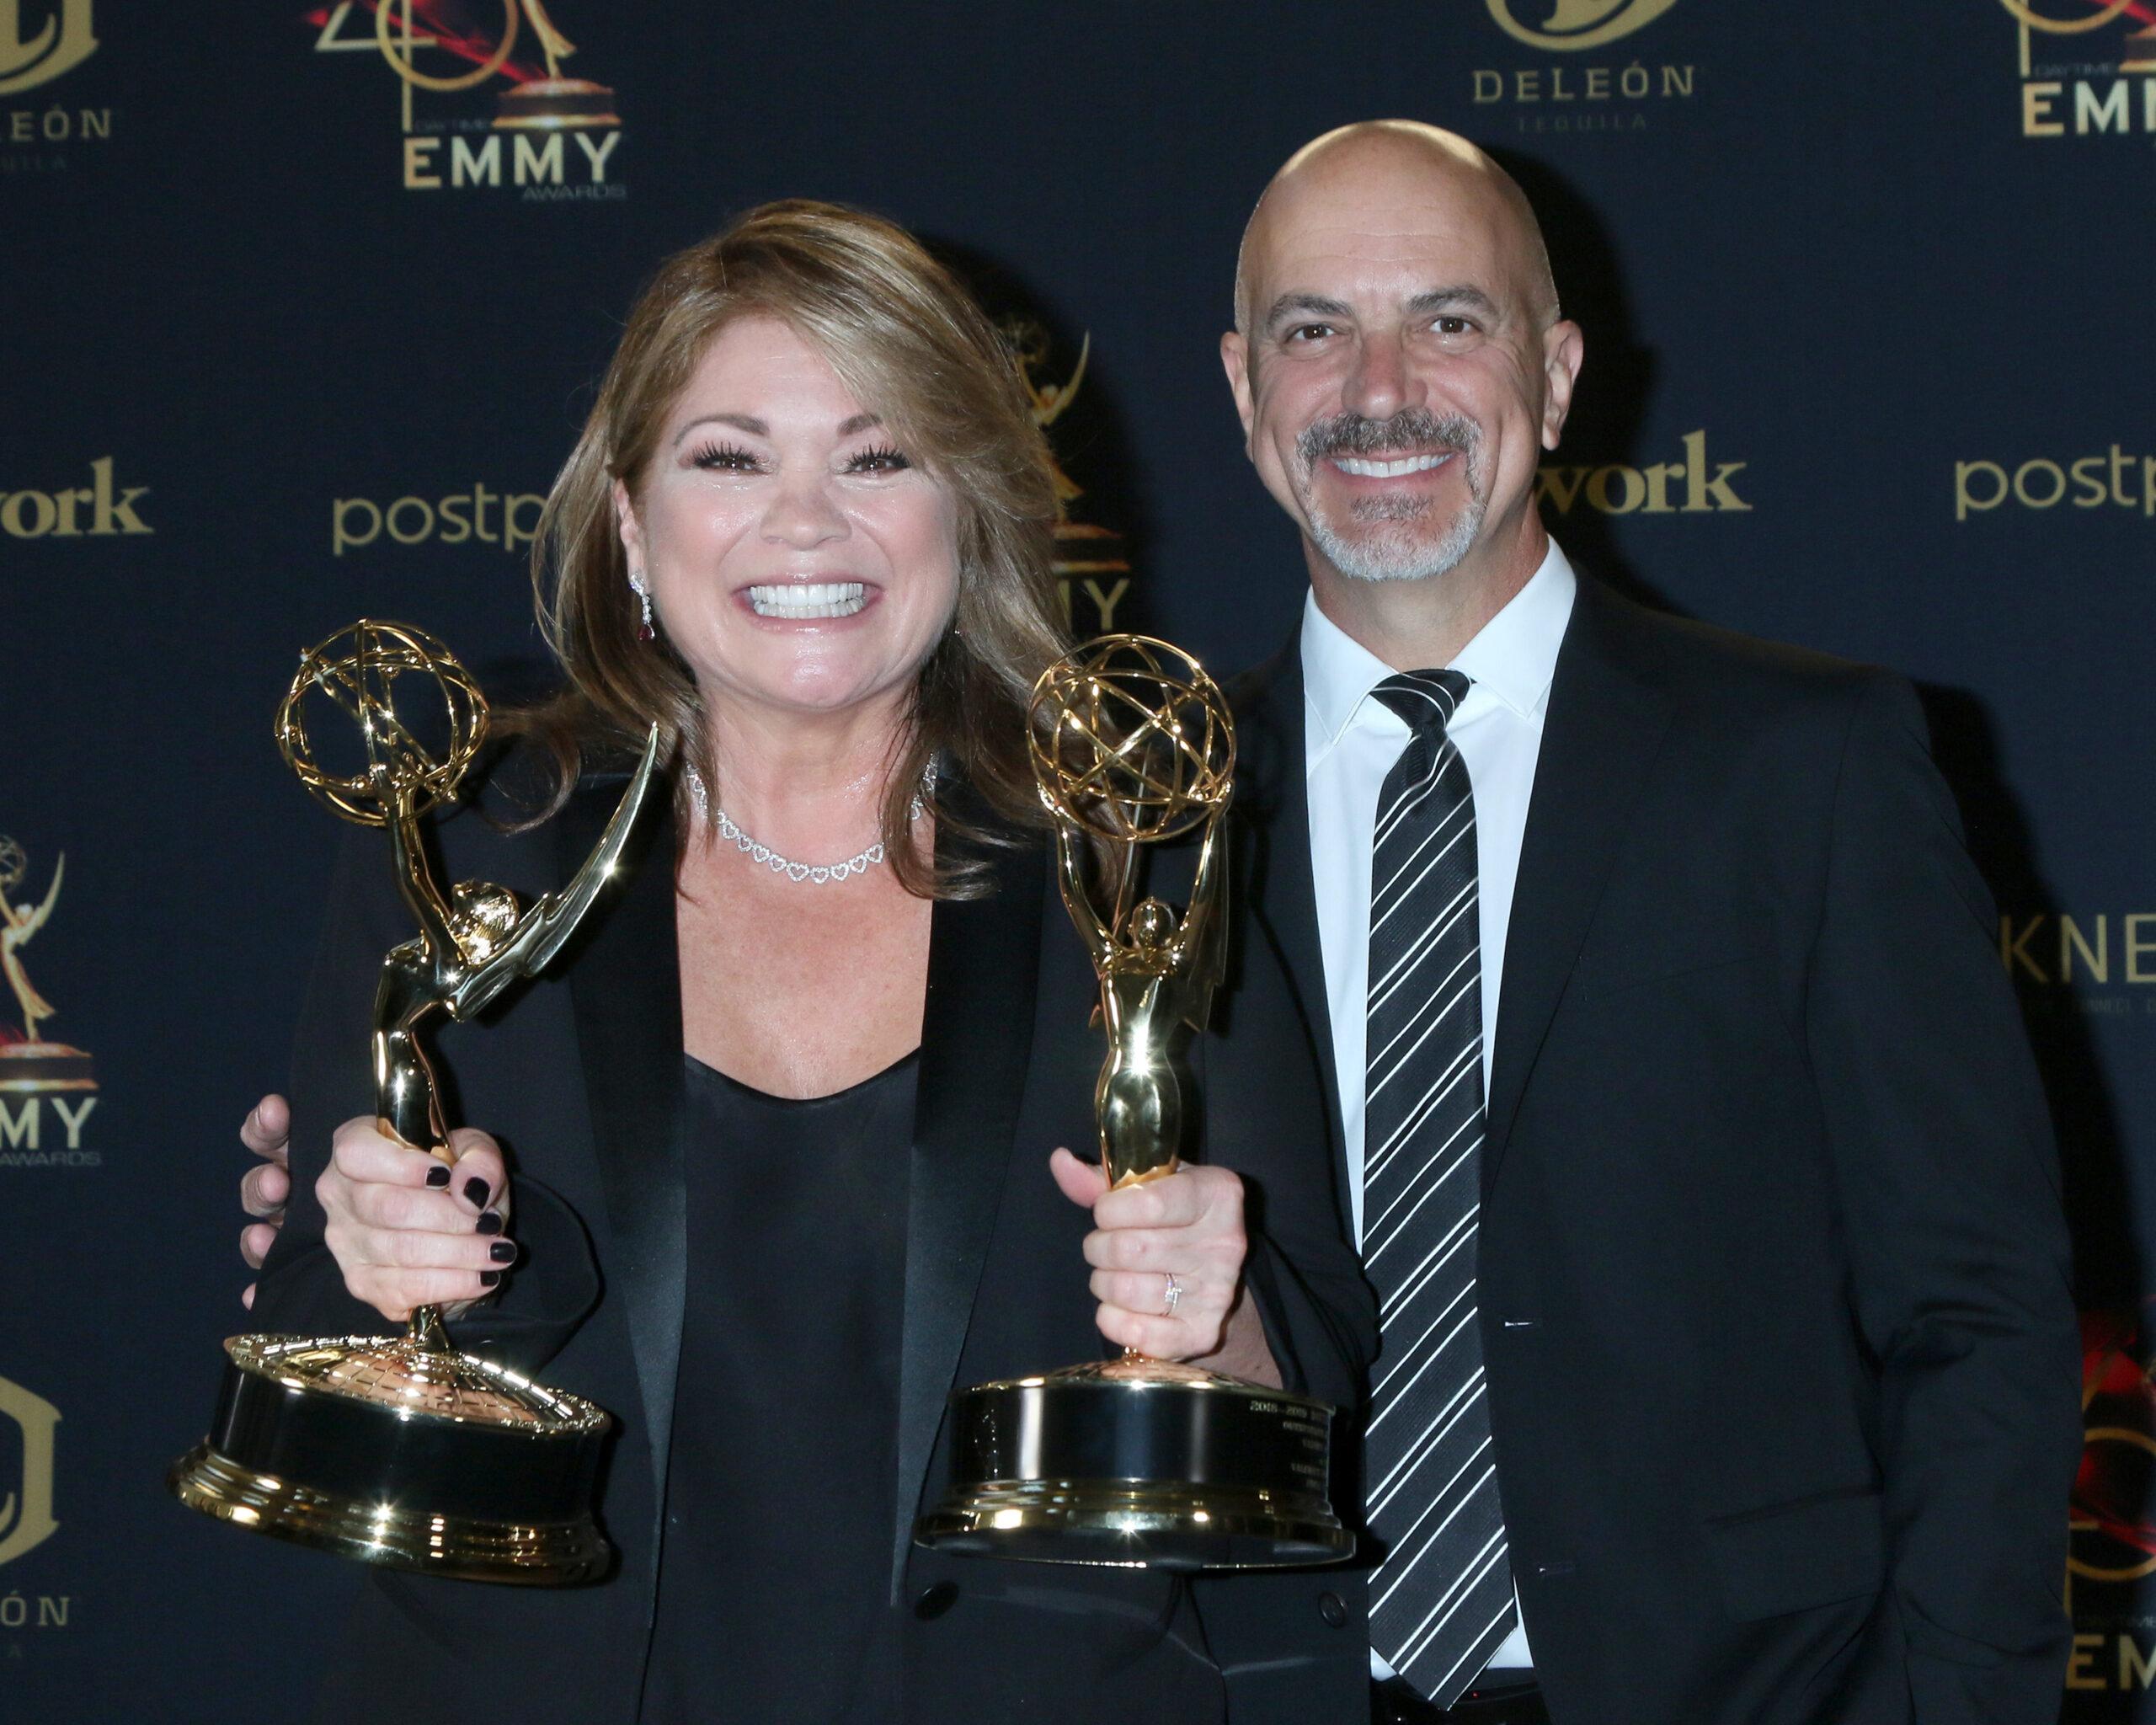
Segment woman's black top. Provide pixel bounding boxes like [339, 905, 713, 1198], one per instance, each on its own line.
[642, 1049, 919, 1723]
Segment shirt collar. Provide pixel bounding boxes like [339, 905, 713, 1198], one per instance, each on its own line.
[1301, 538, 1579, 761]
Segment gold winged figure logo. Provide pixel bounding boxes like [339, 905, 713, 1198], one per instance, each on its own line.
[0, 836, 95, 1093]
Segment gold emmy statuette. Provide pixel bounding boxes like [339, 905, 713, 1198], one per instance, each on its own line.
[169, 621, 659, 1584]
[918, 636, 1352, 1569]
[0, 836, 97, 1094]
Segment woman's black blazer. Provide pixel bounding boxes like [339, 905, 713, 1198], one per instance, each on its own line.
[251, 761, 1377, 1724]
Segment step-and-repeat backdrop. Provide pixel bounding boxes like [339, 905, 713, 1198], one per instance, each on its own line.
[3, 3, 2152, 1716]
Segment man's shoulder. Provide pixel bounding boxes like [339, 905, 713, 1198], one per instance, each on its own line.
[1219, 578, 1917, 748]
[1225, 635, 1299, 715]
[1582, 578, 1903, 731]
[1225, 635, 1306, 794]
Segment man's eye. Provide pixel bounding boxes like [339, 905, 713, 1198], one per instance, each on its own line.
[1433, 316, 1475, 336]
[1284, 323, 1336, 343]
[846, 444, 912, 474]
[689, 441, 762, 473]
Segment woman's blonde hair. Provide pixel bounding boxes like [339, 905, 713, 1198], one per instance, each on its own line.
[518, 198, 1068, 896]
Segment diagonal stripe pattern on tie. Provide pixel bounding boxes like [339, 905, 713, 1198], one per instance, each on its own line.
[1362, 669, 1518, 1707]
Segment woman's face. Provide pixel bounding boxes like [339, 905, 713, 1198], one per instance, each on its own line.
[616, 316, 960, 729]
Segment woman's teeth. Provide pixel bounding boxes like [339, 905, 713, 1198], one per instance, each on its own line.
[1332, 452, 1453, 478]
[747, 582, 867, 618]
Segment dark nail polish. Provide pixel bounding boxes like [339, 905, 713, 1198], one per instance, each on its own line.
[478, 1269, 501, 1289]
[475, 1210, 504, 1236]
[463, 1177, 491, 1208]
[425, 1165, 451, 1188]
[488, 1240, 518, 1263]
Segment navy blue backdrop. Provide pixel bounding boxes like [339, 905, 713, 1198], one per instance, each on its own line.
[3, 2, 2153, 1715]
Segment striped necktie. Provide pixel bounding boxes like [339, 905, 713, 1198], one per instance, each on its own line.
[1362, 669, 1518, 1706]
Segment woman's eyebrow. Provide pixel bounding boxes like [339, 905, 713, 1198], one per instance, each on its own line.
[673, 412, 768, 446]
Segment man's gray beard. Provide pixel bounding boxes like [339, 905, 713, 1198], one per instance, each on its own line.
[1294, 408, 1486, 585]
[1309, 489, 1486, 585]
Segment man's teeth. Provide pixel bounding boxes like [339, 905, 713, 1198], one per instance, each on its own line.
[748, 582, 867, 618]
[1332, 452, 1453, 478]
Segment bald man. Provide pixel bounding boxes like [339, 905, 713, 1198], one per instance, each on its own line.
[1216, 123, 2079, 1725]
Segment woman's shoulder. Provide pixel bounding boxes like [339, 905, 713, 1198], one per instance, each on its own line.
[462, 724, 634, 814]
[431, 730, 659, 887]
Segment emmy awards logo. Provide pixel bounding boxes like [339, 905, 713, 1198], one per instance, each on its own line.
[2067, 1309, 2156, 1616]
[1014, 328, 1130, 575]
[1999, 0, 2156, 75]
[0, 0, 96, 96]
[312, 0, 620, 133]
[1007, 323, 1134, 633]
[0, 836, 94, 1097]
[0, 1375, 60, 1569]
[1486, 0, 1679, 52]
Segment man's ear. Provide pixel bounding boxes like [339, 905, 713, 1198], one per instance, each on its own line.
[1540, 319, 1584, 451]
[1220, 330, 1257, 457]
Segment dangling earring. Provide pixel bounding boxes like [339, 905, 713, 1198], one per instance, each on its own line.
[628, 568, 655, 642]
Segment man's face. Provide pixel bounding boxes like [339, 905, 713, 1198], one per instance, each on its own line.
[1223, 153, 1578, 592]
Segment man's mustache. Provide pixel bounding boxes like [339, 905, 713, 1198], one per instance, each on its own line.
[1296, 409, 1481, 465]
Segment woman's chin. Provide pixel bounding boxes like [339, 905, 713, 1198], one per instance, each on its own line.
[701, 660, 921, 728]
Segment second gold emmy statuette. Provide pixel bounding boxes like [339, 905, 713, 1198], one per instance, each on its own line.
[918, 635, 1352, 1569]
[169, 621, 658, 1583]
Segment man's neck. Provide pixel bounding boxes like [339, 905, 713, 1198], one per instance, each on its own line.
[1307, 518, 1549, 672]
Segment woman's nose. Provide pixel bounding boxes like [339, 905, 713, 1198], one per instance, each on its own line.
[761, 478, 848, 547]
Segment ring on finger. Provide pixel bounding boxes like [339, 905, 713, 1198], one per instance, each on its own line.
[1162, 1272, 1182, 1317]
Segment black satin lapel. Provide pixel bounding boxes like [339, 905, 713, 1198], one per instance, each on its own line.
[1484, 584, 1673, 1196]
[559, 777, 686, 1561]
[889, 823, 1043, 1596]
[1231, 644, 1342, 1150]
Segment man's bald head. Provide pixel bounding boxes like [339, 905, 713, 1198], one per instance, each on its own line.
[1233, 121, 1560, 339]
[1218, 119, 1585, 655]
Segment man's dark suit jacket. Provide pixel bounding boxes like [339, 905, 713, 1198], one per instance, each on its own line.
[250, 768, 1377, 1723]
[1230, 574, 2083, 1725]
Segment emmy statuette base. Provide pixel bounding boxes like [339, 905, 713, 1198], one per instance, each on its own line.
[168, 1330, 612, 1587]
[917, 1359, 1352, 1571]
[168, 1443, 608, 1585]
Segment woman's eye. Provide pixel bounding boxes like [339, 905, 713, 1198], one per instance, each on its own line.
[689, 441, 763, 473]
[846, 445, 912, 474]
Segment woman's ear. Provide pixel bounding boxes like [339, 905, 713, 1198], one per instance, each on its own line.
[612, 477, 643, 570]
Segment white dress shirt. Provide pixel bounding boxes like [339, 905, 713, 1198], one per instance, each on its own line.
[1302, 539, 1577, 1678]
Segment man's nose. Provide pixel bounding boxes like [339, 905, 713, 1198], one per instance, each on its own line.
[1342, 332, 1419, 425]
[761, 476, 849, 547]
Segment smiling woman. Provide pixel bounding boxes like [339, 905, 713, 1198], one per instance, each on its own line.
[237, 199, 1378, 1725]
[617, 316, 966, 809]
[524, 199, 1067, 899]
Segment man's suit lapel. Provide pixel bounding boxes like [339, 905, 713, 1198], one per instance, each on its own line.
[559, 777, 686, 1583]
[888, 804, 1043, 1594]
[1230, 644, 1344, 1152]
[1484, 579, 1673, 1195]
